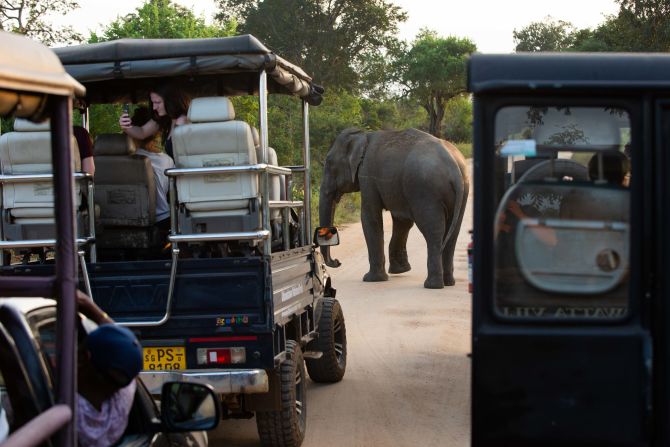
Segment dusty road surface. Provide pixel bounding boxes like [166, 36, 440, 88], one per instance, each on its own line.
[211, 163, 473, 447]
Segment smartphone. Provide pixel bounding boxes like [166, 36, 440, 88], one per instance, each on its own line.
[123, 103, 130, 115]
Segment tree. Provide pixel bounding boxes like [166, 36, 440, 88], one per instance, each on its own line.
[84, 0, 237, 137]
[0, 0, 82, 44]
[513, 16, 576, 52]
[214, 0, 407, 93]
[91, 0, 236, 41]
[514, 1, 670, 53]
[608, 0, 670, 51]
[395, 30, 476, 137]
[442, 95, 472, 143]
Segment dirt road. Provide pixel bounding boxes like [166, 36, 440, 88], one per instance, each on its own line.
[211, 164, 473, 447]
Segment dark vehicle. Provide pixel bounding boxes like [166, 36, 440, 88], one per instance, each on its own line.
[1, 35, 347, 446]
[0, 30, 220, 446]
[0, 297, 220, 446]
[468, 52, 670, 446]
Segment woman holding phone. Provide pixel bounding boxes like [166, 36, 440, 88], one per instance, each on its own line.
[118, 83, 190, 159]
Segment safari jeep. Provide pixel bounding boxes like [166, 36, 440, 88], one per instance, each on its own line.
[0, 31, 221, 447]
[468, 52, 670, 446]
[1, 35, 347, 447]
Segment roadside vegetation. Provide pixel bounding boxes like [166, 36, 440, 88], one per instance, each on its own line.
[0, 0, 661, 224]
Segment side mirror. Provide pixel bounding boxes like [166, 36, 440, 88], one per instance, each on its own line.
[313, 226, 340, 246]
[160, 382, 220, 432]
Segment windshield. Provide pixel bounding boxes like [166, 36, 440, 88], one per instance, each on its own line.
[492, 105, 631, 320]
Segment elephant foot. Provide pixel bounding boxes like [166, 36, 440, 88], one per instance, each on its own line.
[443, 273, 455, 286]
[424, 276, 445, 289]
[363, 270, 389, 282]
[388, 260, 411, 274]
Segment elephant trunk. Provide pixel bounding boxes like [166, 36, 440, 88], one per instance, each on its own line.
[319, 185, 342, 268]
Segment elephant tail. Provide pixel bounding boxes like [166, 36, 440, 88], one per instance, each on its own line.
[441, 174, 468, 253]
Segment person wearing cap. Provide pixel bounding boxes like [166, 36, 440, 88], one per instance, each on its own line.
[75, 291, 142, 447]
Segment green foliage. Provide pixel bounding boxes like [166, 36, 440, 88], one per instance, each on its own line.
[89, 0, 236, 41]
[1, 117, 14, 134]
[442, 95, 472, 143]
[513, 17, 576, 52]
[80, 0, 238, 136]
[612, 0, 670, 51]
[515, 1, 670, 53]
[215, 0, 406, 94]
[394, 29, 476, 137]
[0, 0, 83, 44]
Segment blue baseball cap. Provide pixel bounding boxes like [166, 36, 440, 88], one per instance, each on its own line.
[85, 324, 142, 387]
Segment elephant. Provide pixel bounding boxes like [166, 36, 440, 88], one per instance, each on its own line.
[319, 128, 469, 289]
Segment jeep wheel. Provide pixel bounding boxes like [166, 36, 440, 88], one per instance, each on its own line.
[256, 340, 306, 447]
[306, 298, 347, 382]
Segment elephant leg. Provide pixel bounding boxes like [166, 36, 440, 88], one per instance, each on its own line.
[388, 215, 413, 274]
[414, 207, 446, 289]
[442, 233, 457, 287]
[361, 197, 388, 282]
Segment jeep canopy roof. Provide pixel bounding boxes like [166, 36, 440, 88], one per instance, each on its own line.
[53, 34, 323, 106]
[468, 52, 670, 93]
[0, 30, 84, 120]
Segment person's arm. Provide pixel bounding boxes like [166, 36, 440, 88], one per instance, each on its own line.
[76, 290, 114, 325]
[81, 156, 95, 176]
[119, 114, 160, 140]
[174, 114, 189, 126]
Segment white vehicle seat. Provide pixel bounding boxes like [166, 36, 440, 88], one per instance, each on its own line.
[92, 133, 159, 252]
[171, 96, 259, 234]
[0, 119, 81, 241]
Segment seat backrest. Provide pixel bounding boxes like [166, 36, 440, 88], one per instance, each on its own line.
[251, 126, 284, 207]
[93, 133, 156, 227]
[172, 97, 258, 214]
[0, 119, 81, 217]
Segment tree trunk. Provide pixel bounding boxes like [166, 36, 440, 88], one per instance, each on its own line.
[425, 95, 446, 138]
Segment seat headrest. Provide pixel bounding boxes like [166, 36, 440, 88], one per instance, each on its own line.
[251, 127, 260, 148]
[13, 118, 50, 132]
[94, 133, 137, 156]
[188, 97, 235, 123]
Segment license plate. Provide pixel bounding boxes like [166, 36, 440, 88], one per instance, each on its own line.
[143, 346, 186, 371]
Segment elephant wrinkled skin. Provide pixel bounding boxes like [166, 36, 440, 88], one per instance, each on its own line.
[319, 128, 469, 289]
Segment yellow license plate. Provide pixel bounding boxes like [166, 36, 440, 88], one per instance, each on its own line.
[143, 346, 186, 371]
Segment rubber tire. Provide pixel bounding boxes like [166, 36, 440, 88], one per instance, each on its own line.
[256, 340, 306, 447]
[306, 298, 347, 383]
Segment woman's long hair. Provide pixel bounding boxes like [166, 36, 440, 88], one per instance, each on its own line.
[150, 83, 191, 139]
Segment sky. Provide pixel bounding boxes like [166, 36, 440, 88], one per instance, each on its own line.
[58, 0, 620, 53]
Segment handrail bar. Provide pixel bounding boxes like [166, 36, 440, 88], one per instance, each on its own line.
[168, 230, 270, 244]
[283, 165, 306, 172]
[269, 200, 304, 209]
[0, 171, 92, 184]
[165, 163, 293, 178]
[0, 276, 55, 297]
[0, 237, 93, 250]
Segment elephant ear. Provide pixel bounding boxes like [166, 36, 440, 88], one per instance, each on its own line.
[346, 131, 367, 185]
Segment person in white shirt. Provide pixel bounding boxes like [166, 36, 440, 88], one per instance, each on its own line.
[130, 106, 175, 225]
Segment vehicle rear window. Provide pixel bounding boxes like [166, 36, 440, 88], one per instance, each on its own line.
[492, 105, 631, 320]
